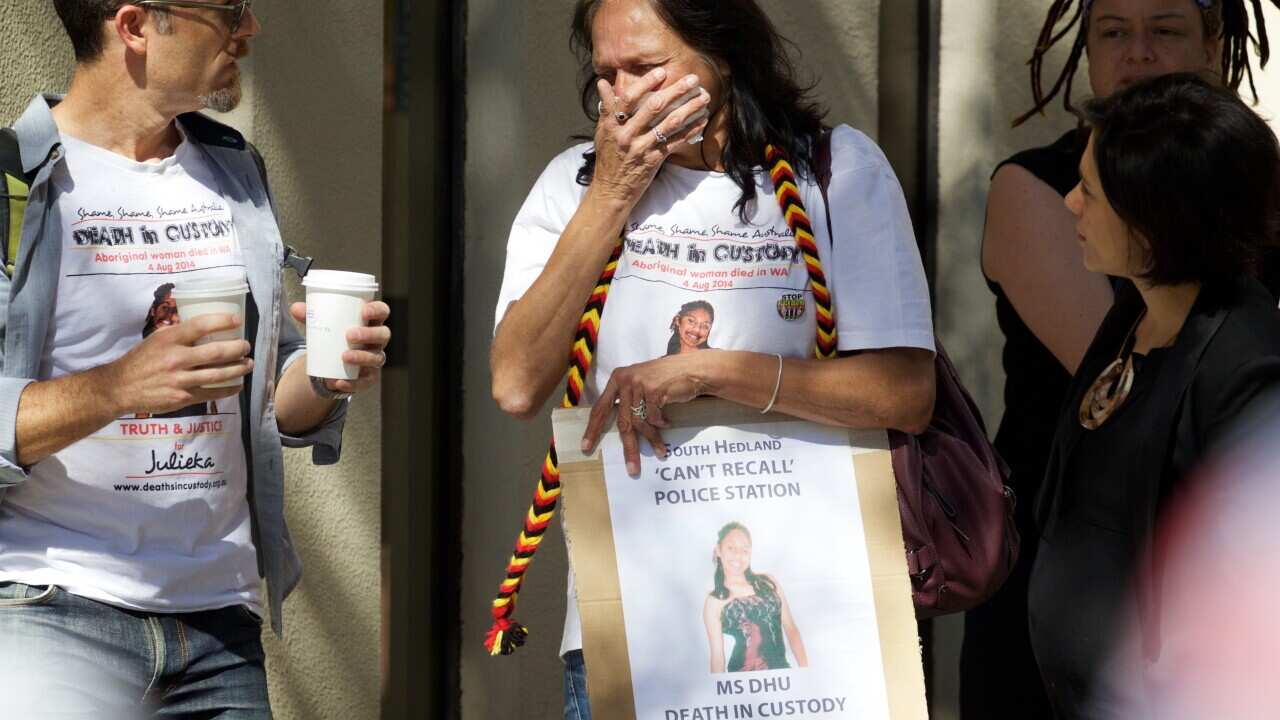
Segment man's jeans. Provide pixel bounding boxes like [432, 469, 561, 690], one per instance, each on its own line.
[563, 650, 592, 720]
[0, 581, 271, 719]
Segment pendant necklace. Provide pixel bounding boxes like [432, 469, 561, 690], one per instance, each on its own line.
[1079, 310, 1146, 430]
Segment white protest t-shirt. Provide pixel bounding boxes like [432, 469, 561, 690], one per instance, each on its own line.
[0, 126, 261, 614]
[495, 125, 934, 655]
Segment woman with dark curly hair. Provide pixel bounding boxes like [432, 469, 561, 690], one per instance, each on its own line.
[665, 300, 715, 355]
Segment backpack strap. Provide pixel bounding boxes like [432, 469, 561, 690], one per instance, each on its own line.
[0, 128, 32, 278]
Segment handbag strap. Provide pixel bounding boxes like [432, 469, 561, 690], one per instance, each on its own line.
[484, 141, 835, 656]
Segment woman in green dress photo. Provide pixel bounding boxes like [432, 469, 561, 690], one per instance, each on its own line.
[702, 522, 808, 673]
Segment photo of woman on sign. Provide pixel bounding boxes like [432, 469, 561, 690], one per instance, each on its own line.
[665, 300, 715, 356]
[703, 521, 808, 673]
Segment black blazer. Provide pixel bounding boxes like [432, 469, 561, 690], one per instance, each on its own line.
[1038, 277, 1280, 547]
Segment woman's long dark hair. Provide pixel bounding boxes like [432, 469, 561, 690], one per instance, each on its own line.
[570, 0, 827, 222]
[1014, 0, 1280, 127]
[666, 300, 715, 355]
[711, 522, 778, 601]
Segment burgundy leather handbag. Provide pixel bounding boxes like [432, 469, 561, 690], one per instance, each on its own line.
[887, 341, 1019, 616]
[814, 130, 1019, 616]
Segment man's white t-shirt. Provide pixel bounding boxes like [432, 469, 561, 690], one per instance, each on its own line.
[0, 126, 262, 614]
[494, 125, 935, 656]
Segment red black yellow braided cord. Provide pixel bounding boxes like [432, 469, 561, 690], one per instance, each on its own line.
[767, 143, 839, 358]
[484, 241, 624, 656]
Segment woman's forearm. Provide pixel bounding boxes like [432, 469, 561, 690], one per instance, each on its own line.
[695, 348, 936, 434]
[491, 189, 635, 418]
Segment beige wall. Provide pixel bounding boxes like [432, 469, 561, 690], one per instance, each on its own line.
[0, 3, 73, 118]
[460, 2, 882, 718]
[1251, 4, 1280, 122]
[930, 17, 1082, 713]
[0, 5, 382, 720]
[934, 0, 1081, 428]
[250, 3, 383, 719]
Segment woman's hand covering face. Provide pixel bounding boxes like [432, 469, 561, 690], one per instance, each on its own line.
[590, 70, 712, 209]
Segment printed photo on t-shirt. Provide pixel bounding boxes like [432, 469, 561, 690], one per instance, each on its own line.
[137, 283, 217, 419]
[665, 300, 717, 357]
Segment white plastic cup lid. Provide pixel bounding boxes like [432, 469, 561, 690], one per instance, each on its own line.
[302, 269, 379, 293]
[171, 268, 250, 298]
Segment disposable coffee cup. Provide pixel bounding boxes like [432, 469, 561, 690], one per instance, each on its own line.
[171, 268, 250, 389]
[302, 270, 380, 381]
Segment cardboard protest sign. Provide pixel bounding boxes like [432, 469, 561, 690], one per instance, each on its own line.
[553, 399, 926, 720]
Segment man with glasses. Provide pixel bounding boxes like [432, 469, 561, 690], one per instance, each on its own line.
[139, 0, 255, 34]
[0, 2, 389, 717]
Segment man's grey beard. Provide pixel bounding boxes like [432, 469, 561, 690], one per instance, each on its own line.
[200, 79, 242, 114]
